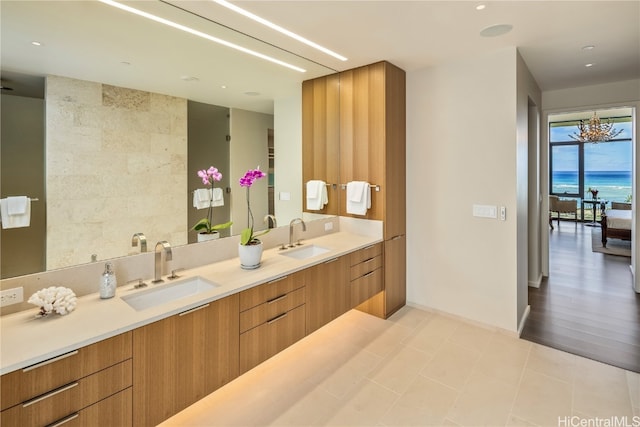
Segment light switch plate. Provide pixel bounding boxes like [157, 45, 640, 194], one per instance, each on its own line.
[279, 192, 290, 201]
[472, 204, 497, 219]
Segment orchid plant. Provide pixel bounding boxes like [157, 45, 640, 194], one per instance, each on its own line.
[191, 166, 232, 234]
[239, 166, 269, 245]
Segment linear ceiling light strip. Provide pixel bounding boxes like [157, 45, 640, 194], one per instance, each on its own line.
[212, 0, 347, 62]
[98, 0, 306, 73]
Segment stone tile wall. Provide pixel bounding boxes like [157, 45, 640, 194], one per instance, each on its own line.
[46, 76, 188, 269]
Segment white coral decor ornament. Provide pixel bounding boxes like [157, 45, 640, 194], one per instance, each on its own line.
[28, 286, 77, 316]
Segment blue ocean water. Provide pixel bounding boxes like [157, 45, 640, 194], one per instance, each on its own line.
[551, 171, 632, 202]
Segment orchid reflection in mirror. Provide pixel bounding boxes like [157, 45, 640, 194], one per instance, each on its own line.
[192, 166, 232, 241]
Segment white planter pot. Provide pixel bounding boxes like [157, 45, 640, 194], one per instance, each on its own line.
[197, 232, 220, 242]
[238, 241, 263, 269]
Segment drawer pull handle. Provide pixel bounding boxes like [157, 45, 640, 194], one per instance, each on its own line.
[48, 413, 80, 427]
[363, 245, 375, 250]
[324, 257, 339, 264]
[267, 275, 288, 284]
[267, 312, 288, 324]
[267, 294, 288, 304]
[363, 271, 375, 278]
[391, 235, 403, 241]
[23, 350, 79, 372]
[179, 303, 210, 316]
[363, 257, 374, 263]
[23, 382, 79, 407]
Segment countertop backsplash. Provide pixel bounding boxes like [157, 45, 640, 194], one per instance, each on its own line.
[0, 216, 341, 316]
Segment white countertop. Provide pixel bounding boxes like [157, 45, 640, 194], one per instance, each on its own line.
[0, 232, 381, 375]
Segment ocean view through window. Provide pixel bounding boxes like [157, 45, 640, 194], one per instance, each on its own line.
[549, 110, 632, 220]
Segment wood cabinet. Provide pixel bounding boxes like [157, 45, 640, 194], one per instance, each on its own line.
[239, 272, 307, 373]
[339, 61, 406, 240]
[0, 333, 132, 427]
[306, 255, 350, 334]
[302, 72, 341, 215]
[303, 60, 406, 320]
[132, 294, 239, 427]
[349, 243, 384, 310]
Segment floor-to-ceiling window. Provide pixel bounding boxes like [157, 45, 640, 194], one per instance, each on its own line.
[549, 110, 633, 222]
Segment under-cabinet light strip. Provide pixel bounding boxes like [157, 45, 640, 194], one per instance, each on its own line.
[97, 0, 306, 73]
[211, 0, 348, 62]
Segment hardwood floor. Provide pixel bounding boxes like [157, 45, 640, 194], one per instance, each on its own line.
[521, 222, 640, 373]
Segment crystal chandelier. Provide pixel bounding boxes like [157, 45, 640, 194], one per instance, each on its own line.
[569, 112, 623, 143]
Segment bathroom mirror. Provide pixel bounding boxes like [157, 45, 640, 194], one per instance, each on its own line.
[0, 0, 337, 278]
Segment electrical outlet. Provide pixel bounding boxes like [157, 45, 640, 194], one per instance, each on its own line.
[1, 287, 24, 307]
[324, 222, 333, 231]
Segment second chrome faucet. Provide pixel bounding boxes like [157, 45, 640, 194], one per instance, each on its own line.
[153, 241, 172, 284]
[288, 218, 306, 248]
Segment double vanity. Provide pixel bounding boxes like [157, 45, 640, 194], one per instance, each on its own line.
[0, 230, 389, 426]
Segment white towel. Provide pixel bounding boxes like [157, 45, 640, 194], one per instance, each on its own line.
[211, 188, 224, 207]
[346, 181, 371, 215]
[193, 189, 211, 210]
[0, 197, 32, 229]
[7, 196, 28, 215]
[306, 180, 328, 211]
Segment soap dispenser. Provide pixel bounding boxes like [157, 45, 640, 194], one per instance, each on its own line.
[100, 262, 117, 299]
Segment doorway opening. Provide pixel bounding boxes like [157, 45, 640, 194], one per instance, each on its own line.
[522, 107, 638, 373]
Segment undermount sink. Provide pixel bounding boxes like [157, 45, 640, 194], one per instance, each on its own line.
[121, 276, 219, 311]
[279, 244, 331, 260]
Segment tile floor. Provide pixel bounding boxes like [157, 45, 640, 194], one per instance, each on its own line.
[161, 306, 640, 427]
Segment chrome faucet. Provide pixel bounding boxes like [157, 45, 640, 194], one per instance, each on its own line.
[264, 214, 278, 229]
[288, 218, 306, 247]
[152, 241, 172, 284]
[131, 232, 147, 253]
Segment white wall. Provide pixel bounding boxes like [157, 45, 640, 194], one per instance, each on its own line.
[541, 78, 640, 293]
[229, 109, 273, 236]
[516, 52, 542, 330]
[274, 92, 303, 226]
[406, 47, 521, 332]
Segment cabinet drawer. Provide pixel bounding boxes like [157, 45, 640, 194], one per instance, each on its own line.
[240, 287, 306, 333]
[349, 243, 382, 266]
[239, 304, 306, 374]
[350, 255, 382, 281]
[239, 273, 306, 311]
[1, 359, 132, 426]
[350, 268, 383, 307]
[1, 332, 132, 411]
[51, 387, 133, 427]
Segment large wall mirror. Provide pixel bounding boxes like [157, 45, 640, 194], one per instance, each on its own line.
[0, 0, 337, 279]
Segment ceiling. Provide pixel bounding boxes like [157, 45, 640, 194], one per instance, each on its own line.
[2, 1, 639, 111]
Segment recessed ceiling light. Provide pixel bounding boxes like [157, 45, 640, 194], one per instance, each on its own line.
[585, 63, 595, 68]
[476, 4, 486, 10]
[244, 91, 260, 97]
[31, 41, 42, 46]
[582, 45, 595, 51]
[120, 61, 131, 66]
[221, 85, 227, 89]
[211, 0, 348, 61]
[97, 0, 306, 73]
[479, 24, 513, 37]
[180, 76, 200, 82]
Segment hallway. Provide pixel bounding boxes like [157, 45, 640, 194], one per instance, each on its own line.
[522, 222, 640, 373]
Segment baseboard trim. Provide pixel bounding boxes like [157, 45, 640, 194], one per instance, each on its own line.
[405, 301, 519, 338]
[528, 273, 542, 288]
[517, 305, 531, 337]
